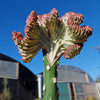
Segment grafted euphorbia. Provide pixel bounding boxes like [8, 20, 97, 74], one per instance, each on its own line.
[12, 8, 92, 100]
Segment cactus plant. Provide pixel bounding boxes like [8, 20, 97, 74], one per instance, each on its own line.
[12, 8, 92, 100]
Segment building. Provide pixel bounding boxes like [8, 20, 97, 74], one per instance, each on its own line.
[0, 53, 100, 100]
[0, 53, 38, 100]
[37, 65, 100, 100]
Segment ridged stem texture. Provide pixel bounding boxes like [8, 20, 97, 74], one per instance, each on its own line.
[43, 54, 60, 100]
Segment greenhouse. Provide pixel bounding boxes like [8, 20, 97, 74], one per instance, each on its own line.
[0, 53, 100, 100]
[0, 53, 38, 100]
[37, 65, 100, 100]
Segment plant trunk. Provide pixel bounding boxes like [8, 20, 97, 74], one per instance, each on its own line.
[43, 55, 60, 100]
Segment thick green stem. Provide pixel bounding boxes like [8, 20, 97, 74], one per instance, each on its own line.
[43, 55, 60, 100]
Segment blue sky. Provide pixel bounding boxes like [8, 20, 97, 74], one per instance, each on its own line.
[0, 0, 100, 80]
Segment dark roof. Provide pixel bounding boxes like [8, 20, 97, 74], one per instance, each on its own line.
[0, 53, 17, 62]
[0, 53, 36, 79]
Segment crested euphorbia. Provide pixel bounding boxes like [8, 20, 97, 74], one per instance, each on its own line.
[12, 8, 92, 100]
[12, 8, 92, 65]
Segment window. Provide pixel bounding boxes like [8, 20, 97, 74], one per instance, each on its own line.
[57, 82, 70, 100]
[75, 83, 85, 100]
[0, 60, 18, 79]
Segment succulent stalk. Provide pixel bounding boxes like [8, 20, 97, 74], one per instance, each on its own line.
[12, 8, 92, 100]
[43, 51, 60, 100]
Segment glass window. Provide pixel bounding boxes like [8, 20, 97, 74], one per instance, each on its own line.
[57, 68, 87, 83]
[75, 83, 85, 100]
[59, 95, 70, 100]
[57, 82, 70, 100]
[0, 60, 18, 79]
[77, 95, 85, 100]
[75, 84, 84, 93]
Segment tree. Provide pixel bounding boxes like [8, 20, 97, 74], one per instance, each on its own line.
[96, 76, 100, 82]
[12, 8, 92, 100]
[0, 78, 12, 100]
